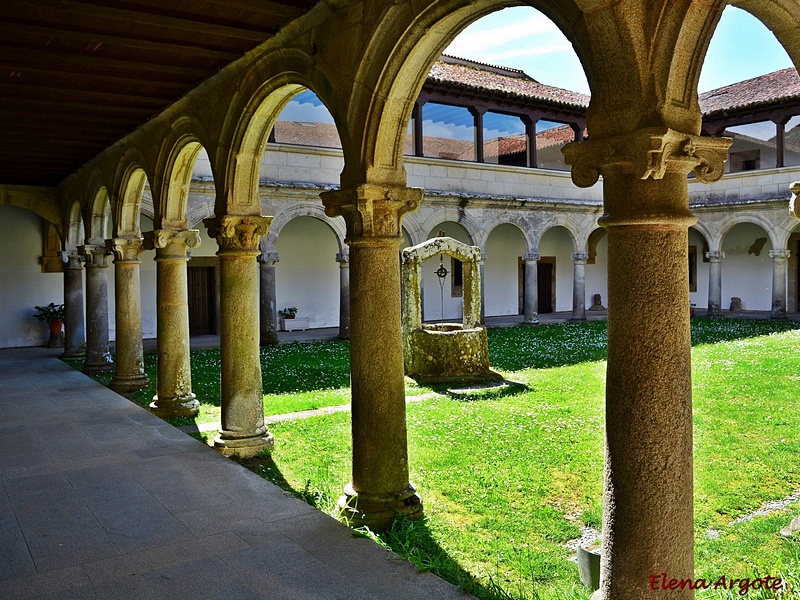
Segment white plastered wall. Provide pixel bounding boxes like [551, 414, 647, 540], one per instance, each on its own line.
[585, 235, 608, 310]
[721, 222, 773, 311]
[421, 221, 470, 322]
[484, 223, 526, 316]
[538, 226, 575, 312]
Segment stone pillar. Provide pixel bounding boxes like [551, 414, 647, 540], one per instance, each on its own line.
[80, 244, 114, 373]
[571, 251, 589, 322]
[479, 252, 487, 325]
[522, 251, 540, 325]
[321, 183, 424, 530]
[147, 229, 200, 418]
[60, 250, 85, 358]
[108, 238, 149, 393]
[564, 128, 731, 600]
[705, 250, 724, 317]
[205, 215, 273, 457]
[259, 251, 279, 346]
[770, 249, 790, 319]
[336, 252, 350, 339]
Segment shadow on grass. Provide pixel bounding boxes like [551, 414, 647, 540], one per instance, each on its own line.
[235, 451, 520, 600]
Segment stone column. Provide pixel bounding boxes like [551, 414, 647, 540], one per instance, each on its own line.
[523, 251, 540, 325]
[571, 251, 589, 322]
[336, 252, 350, 339]
[321, 183, 424, 530]
[479, 252, 487, 325]
[705, 250, 724, 317]
[60, 250, 85, 358]
[80, 244, 114, 373]
[770, 249, 790, 319]
[564, 128, 730, 600]
[147, 229, 200, 418]
[205, 215, 273, 457]
[108, 238, 149, 393]
[259, 250, 279, 346]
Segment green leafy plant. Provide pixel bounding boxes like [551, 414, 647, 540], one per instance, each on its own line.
[33, 302, 65, 323]
[279, 307, 298, 318]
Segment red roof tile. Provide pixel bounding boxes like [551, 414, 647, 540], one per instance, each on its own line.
[699, 68, 800, 115]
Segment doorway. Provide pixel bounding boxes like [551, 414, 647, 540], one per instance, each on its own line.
[187, 266, 215, 335]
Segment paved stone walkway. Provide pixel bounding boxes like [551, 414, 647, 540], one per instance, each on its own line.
[0, 349, 466, 600]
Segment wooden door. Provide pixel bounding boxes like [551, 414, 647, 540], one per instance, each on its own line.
[538, 261, 554, 313]
[187, 266, 215, 335]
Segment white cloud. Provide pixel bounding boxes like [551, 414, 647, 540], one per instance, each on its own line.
[446, 14, 555, 56]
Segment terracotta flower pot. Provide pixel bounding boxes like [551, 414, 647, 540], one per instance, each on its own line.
[49, 320, 63, 334]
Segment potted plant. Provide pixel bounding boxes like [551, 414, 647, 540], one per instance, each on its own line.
[33, 302, 65, 348]
[279, 307, 298, 319]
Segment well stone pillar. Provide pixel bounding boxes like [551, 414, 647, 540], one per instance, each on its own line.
[146, 229, 200, 418]
[770, 249, 790, 319]
[259, 250, 279, 346]
[80, 244, 114, 373]
[523, 251, 540, 325]
[60, 250, 86, 358]
[571, 251, 589, 321]
[321, 183, 424, 530]
[705, 250, 724, 317]
[108, 238, 149, 393]
[205, 215, 273, 457]
[336, 252, 351, 339]
[564, 127, 730, 600]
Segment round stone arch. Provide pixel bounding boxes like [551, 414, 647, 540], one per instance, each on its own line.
[262, 203, 347, 256]
[85, 176, 112, 245]
[220, 50, 337, 217]
[153, 117, 213, 229]
[481, 213, 537, 252]
[690, 220, 716, 251]
[535, 219, 580, 253]
[717, 212, 783, 251]
[587, 227, 607, 264]
[113, 158, 150, 238]
[341, 0, 591, 188]
[399, 213, 429, 248]
[418, 210, 479, 247]
[729, 1, 800, 76]
[64, 199, 85, 252]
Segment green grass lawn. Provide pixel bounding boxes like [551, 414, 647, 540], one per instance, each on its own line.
[65, 317, 800, 599]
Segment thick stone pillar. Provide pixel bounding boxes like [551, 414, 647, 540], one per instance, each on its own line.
[259, 250, 279, 346]
[108, 238, 149, 393]
[147, 229, 200, 418]
[205, 215, 273, 457]
[321, 183, 424, 530]
[571, 251, 589, 322]
[770, 249, 790, 319]
[705, 250, 724, 317]
[523, 251, 540, 325]
[564, 128, 730, 600]
[336, 252, 350, 339]
[60, 250, 85, 358]
[80, 244, 113, 373]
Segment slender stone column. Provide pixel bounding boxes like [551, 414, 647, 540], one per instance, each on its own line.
[108, 238, 149, 393]
[479, 252, 487, 325]
[571, 251, 589, 322]
[705, 250, 724, 317]
[321, 183, 424, 530]
[146, 229, 200, 418]
[523, 251, 540, 325]
[770, 249, 790, 319]
[80, 244, 114, 373]
[564, 128, 731, 600]
[336, 252, 351, 339]
[259, 251, 279, 346]
[59, 250, 85, 358]
[205, 215, 273, 457]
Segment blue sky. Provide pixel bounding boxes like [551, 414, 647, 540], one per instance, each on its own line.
[445, 6, 794, 95]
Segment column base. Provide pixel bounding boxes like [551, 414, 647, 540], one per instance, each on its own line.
[570, 315, 587, 322]
[110, 373, 150, 394]
[337, 482, 423, 531]
[260, 332, 279, 346]
[63, 346, 86, 359]
[523, 315, 540, 325]
[214, 430, 274, 457]
[150, 394, 199, 418]
[83, 352, 114, 373]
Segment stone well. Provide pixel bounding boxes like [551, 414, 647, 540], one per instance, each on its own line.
[401, 237, 501, 384]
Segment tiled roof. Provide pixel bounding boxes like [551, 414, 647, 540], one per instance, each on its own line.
[429, 56, 590, 109]
[699, 68, 800, 115]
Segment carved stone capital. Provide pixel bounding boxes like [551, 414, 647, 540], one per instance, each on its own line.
[522, 251, 541, 262]
[770, 249, 791, 260]
[107, 237, 145, 263]
[258, 250, 279, 265]
[59, 250, 84, 270]
[791, 182, 800, 220]
[335, 252, 350, 264]
[144, 229, 201, 259]
[572, 251, 590, 264]
[204, 215, 272, 253]
[320, 184, 423, 244]
[705, 250, 725, 262]
[562, 127, 732, 188]
[79, 244, 111, 268]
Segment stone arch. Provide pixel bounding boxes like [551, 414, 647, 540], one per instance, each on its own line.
[84, 169, 111, 244]
[587, 227, 607, 264]
[263, 202, 346, 255]
[535, 219, 580, 252]
[482, 214, 537, 251]
[65, 200, 85, 252]
[338, 0, 591, 188]
[221, 49, 336, 216]
[419, 210, 479, 247]
[729, 0, 800, 76]
[113, 160, 149, 238]
[690, 220, 714, 250]
[718, 212, 782, 249]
